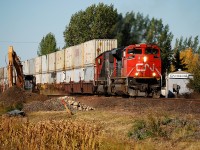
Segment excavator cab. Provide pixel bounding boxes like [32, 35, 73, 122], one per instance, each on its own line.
[24, 75, 36, 91]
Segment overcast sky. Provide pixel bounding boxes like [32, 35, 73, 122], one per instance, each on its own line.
[0, 0, 199, 67]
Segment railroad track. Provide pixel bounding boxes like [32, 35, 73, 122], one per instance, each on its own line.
[137, 97, 200, 103]
[47, 94, 69, 98]
[46, 94, 200, 103]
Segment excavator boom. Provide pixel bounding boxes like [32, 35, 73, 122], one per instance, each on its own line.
[8, 46, 24, 88]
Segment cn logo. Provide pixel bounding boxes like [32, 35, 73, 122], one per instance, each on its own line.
[136, 63, 155, 71]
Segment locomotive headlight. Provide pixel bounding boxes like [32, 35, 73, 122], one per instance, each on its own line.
[135, 72, 139, 76]
[143, 56, 147, 62]
[152, 72, 156, 77]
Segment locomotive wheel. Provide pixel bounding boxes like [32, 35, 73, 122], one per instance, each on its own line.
[144, 91, 149, 97]
[152, 91, 161, 98]
[111, 85, 115, 95]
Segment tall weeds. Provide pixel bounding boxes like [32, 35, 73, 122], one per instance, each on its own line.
[0, 116, 102, 150]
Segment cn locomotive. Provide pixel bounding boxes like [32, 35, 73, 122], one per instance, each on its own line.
[94, 43, 162, 98]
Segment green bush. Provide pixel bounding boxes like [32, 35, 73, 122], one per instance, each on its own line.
[128, 115, 198, 141]
[188, 63, 200, 93]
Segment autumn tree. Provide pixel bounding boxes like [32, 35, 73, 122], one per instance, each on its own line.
[172, 36, 200, 72]
[37, 32, 58, 56]
[180, 48, 199, 73]
[172, 36, 200, 93]
[63, 3, 118, 47]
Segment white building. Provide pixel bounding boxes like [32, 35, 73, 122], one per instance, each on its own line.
[166, 69, 193, 98]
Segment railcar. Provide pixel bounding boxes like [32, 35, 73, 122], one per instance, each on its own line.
[0, 40, 162, 98]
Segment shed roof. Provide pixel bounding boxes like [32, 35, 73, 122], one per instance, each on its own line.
[169, 70, 191, 75]
[168, 70, 192, 79]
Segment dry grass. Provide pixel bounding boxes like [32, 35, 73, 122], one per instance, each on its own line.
[0, 115, 102, 150]
[0, 109, 200, 150]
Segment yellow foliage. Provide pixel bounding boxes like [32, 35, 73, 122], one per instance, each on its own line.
[180, 48, 200, 73]
[170, 64, 175, 72]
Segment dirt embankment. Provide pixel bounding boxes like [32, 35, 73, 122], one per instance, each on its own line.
[75, 95, 200, 114]
[0, 86, 95, 113]
[0, 86, 48, 109]
[1, 86, 200, 115]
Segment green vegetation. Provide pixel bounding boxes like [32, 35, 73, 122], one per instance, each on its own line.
[63, 3, 174, 79]
[128, 115, 199, 141]
[63, 3, 118, 47]
[0, 99, 24, 114]
[188, 63, 200, 93]
[171, 36, 200, 92]
[37, 32, 58, 56]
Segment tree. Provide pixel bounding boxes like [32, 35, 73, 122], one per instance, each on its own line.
[174, 36, 200, 53]
[37, 32, 58, 56]
[63, 3, 118, 47]
[110, 13, 124, 47]
[64, 3, 173, 79]
[171, 38, 187, 72]
[146, 19, 173, 76]
[131, 13, 149, 44]
[172, 36, 200, 73]
[180, 48, 199, 73]
[112, 12, 150, 47]
[187, 62, 200, 93]
[171, 48, 187, 72]
[112, 12, 133, 47]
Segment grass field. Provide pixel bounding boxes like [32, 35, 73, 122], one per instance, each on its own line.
[1, 108, 200, 150]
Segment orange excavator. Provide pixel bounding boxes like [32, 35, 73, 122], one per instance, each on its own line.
[7, 46, 36, 92]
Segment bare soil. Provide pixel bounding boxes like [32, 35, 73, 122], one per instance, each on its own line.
[0, 86, 48, 109]
[75, 95, 200, 114]
[1, 86, 200, 115]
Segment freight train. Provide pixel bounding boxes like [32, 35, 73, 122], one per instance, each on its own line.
[0, 39, 162, 98]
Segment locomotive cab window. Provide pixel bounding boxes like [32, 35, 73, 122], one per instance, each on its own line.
[128, 48, 142, 54]
[145, 48, 158, 54]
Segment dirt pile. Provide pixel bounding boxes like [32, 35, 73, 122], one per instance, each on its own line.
[23, 96, 95, 113]
[0, 86, 48, 110]
[0, 86, 95, 113]
[0, 86, 25, 107]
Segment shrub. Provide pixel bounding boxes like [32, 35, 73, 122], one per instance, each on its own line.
[128, 115, 198, 141]
[187, 62, 200, 93]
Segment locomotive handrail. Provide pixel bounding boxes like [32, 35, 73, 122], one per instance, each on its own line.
[108, 67, 116, 78]
[126, 67, 135, 78]
[155, 68, 162, 87]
